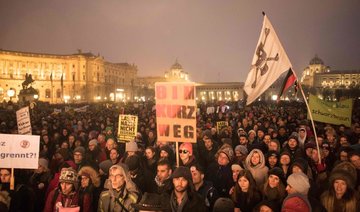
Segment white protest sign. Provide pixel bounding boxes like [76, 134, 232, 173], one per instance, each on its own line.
[155, 82, 197, 143]
[0, 134, 40, 169]
[16, 106, 32, 135]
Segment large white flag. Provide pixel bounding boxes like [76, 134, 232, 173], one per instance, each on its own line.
[244, 14, 292, 105]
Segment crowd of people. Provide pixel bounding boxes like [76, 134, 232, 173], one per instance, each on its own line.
[0, 99, 359, 212]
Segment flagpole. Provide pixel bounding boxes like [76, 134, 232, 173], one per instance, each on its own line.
[295, 77, 322, 164]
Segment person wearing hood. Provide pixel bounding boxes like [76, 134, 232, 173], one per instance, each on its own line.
[205, 144, 234, 198]
[321, 165, 360, 211]
[170, 166, 206, 212]
[98, 164, 140, 212]
[78, 166, 101, 212]
[245, 148, 269, 188]
[298, 127, 308, 149]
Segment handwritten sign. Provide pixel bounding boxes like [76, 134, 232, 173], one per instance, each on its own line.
[0, 134, 40, 169]
[155, 82, 197, 143]
[16, 106, 32, 135]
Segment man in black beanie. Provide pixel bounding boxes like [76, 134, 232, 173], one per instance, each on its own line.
[170, 166, 206, 212]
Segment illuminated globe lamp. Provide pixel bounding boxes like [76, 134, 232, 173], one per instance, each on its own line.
[7, 88, 15, 101]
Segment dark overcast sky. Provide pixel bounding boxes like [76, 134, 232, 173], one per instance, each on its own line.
[1, 0, 359, 82]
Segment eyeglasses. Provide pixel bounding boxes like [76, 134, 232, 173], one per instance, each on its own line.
[179, 149, 189, 154]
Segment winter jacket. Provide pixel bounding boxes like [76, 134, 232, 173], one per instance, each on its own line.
[98, 184, 140, 212]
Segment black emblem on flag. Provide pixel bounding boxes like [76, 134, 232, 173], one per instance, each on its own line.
[251, 28, 279, 88]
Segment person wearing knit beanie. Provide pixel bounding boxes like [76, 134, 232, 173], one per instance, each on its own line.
[268, 167, 286, 185]
[73, 146, 86, 166]
[99, 160, 113, 175]
[254, 200, 279, 212]
[203, 129, 212, 140]
[125, 140, 138, 154]
[172, 166, 193, 184]
[59, 168, 78, 191]
[282, 194, 311, 212]
[286, 172, 310, 195]
[216, 144, 234, 165]
[125, 155, 141, 172]
[38, 158, 49, 170]
[179, 142, 193, 156]
[231, 164, 243, 183]
[235, 145, 248, 156]
[74, 146, 86, 156]
[290, 158, 309, 174]
[213, 197, 234, 212]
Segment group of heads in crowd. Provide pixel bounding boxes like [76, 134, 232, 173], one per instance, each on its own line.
[0, 100, 360, 211]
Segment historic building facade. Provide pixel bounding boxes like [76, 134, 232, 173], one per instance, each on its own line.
[300, 55, 360, 99]
[0, 49, 137, 103]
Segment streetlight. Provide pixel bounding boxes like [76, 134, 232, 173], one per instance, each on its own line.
[7, 88, 15, 101]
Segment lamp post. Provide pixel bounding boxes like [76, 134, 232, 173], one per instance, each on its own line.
[7, 88, 15, 102]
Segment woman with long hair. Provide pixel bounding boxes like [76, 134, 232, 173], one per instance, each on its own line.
[231, 169, 262, 212]
[321, 169, 360, 211]
[261, 167, 286, 209]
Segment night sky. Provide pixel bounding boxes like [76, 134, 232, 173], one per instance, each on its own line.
[1, 0, 359, 82]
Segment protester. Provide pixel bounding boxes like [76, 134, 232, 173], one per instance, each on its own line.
[283, 172, 312, 212]
[44, 168, 83, 212]
[0, 168, 35, 212]
[190, 164, 219, 211]
[98, 164, 140, 212]
[231, 169, 262, 212]
[245, 148, 269, 188]
[179, 142, 197, 168]
[321, 168, 359, 211]
[153, 159, 173, 195]
[170, 166, 206, 211]
[262, 167, 286, 208]
[28, 158, 52, 211]
[78, 166, 101, 212]
[206, 144, 234, 197]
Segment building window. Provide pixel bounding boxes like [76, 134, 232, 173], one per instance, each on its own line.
[45, 89, 51, 98]
[56, 89, 61, 98]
